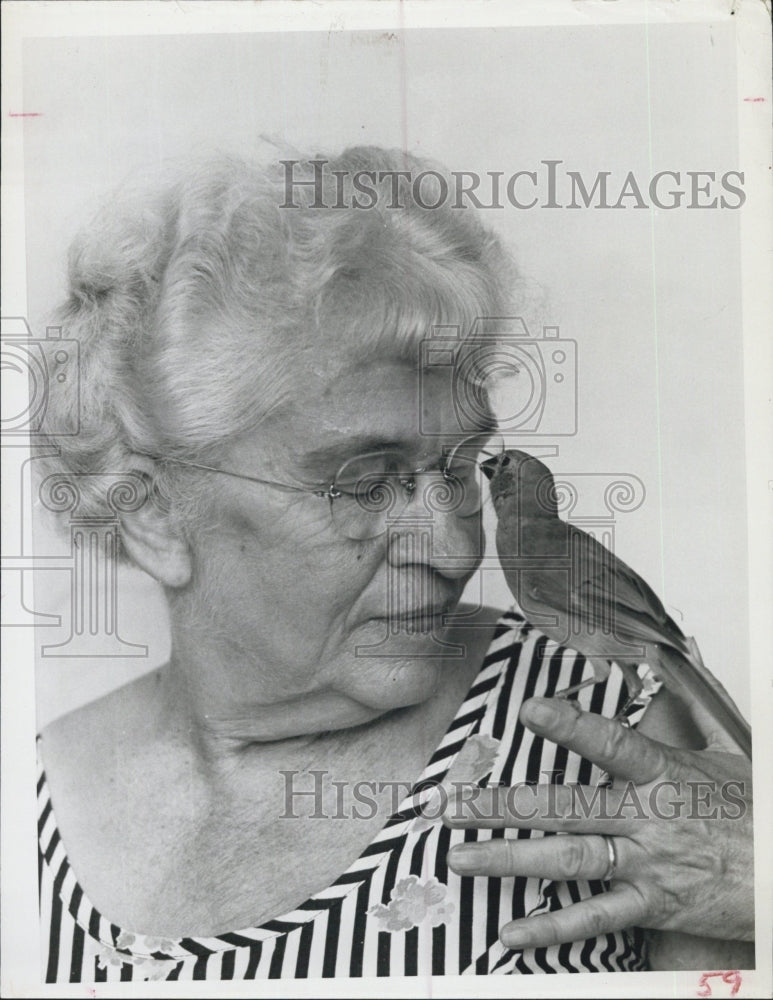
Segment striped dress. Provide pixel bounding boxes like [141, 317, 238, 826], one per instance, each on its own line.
[38, 609, 661, 982]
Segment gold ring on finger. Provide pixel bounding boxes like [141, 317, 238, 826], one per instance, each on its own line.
[602, 835, 618, 882]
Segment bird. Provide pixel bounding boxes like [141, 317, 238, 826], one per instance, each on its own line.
[481, 449, 752, 759]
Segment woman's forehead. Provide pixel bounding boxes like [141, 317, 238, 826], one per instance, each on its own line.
[291, 357, 459, 436]
[248, 355, 490, 468]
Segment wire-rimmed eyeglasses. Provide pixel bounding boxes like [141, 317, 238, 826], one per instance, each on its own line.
[143, 431, 505, 540]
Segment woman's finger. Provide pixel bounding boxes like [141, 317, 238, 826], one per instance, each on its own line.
[519, 696, 671, 784]
[443, 783, 639, 836]
[499, 883, 648, 950]
[447, 833, 630, 881]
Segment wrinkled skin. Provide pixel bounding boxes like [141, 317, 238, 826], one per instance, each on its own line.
[444, 692, 755, 967]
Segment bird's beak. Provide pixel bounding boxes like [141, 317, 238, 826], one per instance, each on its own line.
[481, 454, 510, 481]
[480, 456, 499, 481]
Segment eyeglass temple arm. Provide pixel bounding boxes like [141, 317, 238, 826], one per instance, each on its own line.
[134, 453, 335, 499]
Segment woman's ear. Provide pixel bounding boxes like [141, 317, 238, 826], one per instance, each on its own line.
[118, 455, 192, 588]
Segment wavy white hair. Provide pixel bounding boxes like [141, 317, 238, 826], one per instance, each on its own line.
[45, 146, 521, 532]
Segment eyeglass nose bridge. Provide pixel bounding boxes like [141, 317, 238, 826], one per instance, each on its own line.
[396, 471, 460, 523]
[348, 469, 457, 521]
[342, 466, 486, 535]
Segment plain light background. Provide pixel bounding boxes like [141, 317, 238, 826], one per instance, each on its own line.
[20, 23, 751, 726]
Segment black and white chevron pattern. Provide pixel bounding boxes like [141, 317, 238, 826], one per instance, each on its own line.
[38, 610, 656, 982]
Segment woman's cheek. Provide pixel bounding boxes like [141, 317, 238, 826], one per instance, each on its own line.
[300, 542, 385, 616]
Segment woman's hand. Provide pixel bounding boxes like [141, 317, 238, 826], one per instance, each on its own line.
[443, 693, 754, 952]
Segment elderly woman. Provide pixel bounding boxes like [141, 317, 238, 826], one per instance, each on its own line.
[37, 147, 753, 982]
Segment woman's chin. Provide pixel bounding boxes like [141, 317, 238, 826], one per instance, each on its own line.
[337, 650, 446, 715]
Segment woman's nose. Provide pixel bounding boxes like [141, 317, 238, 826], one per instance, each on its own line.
[386, 493, 485, 579]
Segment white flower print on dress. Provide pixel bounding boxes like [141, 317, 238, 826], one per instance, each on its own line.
[413, 733, 502, 831]
[368, 876, 455, 932]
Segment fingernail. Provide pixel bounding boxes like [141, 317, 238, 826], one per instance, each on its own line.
[501, 925, 532, 949]
[447, 844, 488, 871]
[524, 697, 563, 726]
[443, 785, 488, 826]
[441, 790, 463, 826]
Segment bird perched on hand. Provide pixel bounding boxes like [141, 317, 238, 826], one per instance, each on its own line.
[482, 449, 752, 759]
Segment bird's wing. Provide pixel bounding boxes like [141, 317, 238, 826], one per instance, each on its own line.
[568, 539, 693, 658]
[500, 516, 691, 657]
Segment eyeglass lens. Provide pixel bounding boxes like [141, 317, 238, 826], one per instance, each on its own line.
[330, 432, 504, 540]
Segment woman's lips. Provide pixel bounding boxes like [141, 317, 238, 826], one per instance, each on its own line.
[373, 604, 455, 631]
[365, 585, 462, 631]
[390, 606, 449, 621]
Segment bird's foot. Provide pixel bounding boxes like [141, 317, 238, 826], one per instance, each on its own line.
[612, 665, 646, 722]
[612, 696, 638, 725]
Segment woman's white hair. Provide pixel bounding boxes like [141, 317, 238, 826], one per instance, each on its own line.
[45, 146, 521, 530]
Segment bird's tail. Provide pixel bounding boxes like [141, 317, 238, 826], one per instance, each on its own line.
[656, 640, 752, 759]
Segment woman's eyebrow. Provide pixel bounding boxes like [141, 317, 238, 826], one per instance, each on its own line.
[297, 437, 412, 471]
[300, 421, 500, 471]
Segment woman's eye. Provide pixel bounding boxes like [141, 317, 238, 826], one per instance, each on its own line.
[334, 451, 405, 492]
